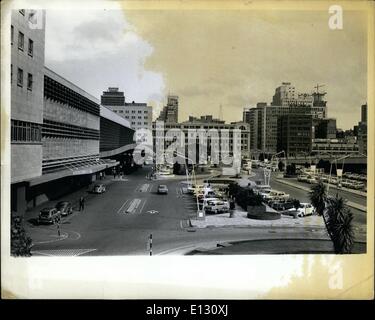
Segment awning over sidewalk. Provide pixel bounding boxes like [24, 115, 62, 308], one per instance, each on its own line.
[28, 159, 119, 186]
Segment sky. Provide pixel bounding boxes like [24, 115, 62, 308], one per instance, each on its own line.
[44, 2, 368, 129]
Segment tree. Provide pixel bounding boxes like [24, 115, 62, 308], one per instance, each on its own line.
[309, 181, 333, 241]
[278, 161, 285, 172]
[325, 196, 355, 254]
[173, 162, 181, 175]
[11, 215, 32, 256]
[309, 182, 355, 254]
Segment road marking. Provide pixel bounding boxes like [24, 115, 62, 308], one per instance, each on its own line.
[126, 198, 141, 213]
[139, 199, 147, 214]
[148, 184, 154, 193]
[32, 248, 97, 257]
[147, 210, 159, 215]
[138, 184, 150, 192]
[117, 199, 129, 214]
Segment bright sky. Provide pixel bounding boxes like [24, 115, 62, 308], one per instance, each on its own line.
[44, 1, 368, 129]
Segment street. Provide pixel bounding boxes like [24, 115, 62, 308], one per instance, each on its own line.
[25, 166, 367, 256]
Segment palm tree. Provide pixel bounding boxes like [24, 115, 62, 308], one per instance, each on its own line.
[309, 181, 333, 241]
[325, 196, 355, 254]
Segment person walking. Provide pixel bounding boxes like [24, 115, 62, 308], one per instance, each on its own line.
[79, 196, 85, 211]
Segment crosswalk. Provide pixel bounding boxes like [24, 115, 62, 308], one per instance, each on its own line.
[31, 248, 97, 256]
[118, 198, 147, 215]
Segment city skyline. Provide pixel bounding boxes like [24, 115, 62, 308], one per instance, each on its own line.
[44, 7, 367, 129]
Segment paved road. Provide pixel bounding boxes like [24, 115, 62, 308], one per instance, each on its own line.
[27, 166, 347, 256]
[251, 169, 367, 241]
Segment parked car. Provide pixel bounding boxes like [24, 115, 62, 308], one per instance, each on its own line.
[205, 200, 230, 214]
[92, 184, 106, 194]
[307, 177, 318, 184]
[263, 191, 290, 202]
[297, 175, 309, 182]
[157, 184, 168, 194]
[55, 201, 73, 216]
[288, 203, 315, 217]
[38, 207, 61, 224]
[271, 201, 295, 211]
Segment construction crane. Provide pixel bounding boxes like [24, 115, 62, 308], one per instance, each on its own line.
[314, 83, 326, 94]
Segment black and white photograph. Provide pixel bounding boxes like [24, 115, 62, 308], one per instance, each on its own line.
[1, 0, 373, 300]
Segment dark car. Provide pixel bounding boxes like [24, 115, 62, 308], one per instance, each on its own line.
[55, 201, 73, 216]
[38, 208, 61, 224]
[271, 201, 295, 211]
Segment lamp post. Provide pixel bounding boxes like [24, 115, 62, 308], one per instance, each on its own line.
[327, 154, 351, 195]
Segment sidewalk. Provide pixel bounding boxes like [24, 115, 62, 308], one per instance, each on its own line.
[190, 208, 326, 229]
[24, 175, 116, 245]
[275, 178, 367, 212]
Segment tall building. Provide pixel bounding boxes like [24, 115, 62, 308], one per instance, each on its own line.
[361, 103, 367, 123]
[243, 104, 313, 155]
[272, 82, 313, 107]
[277, 114, 313, 157]
[11, 9, 46, 215]
[101, 87, 152, 131]
[157, 95, 179, 123]
[100, 87, 125, 106]
[152, 117, 250, 162]
[358, 103, 367, 155]
[10, 12, 134, 216]
[313, 118, 337, 139]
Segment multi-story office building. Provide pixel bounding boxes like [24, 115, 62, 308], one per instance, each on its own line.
[10, 12, 134, 215]
[157, 95, 179, 123]
[311, 139, 359, 156]
[277, 114, 313, 157]
[272, 82, 313, 107]
[100, 87, 152, 131]
[243, 104, 313, 156]
[313, 118, 337, 139]
[358, 103, 367, 155]
[11, 9, 46, 215]
[152, 116, 250, 163]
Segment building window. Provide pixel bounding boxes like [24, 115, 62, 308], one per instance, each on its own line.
[11, 119, 41, 143]
[27, 73, 33, 91]
[28, 39, 33, 56]
[17, 68, 23, 87]
[138, 110, 142, 113]
[11, 25, 14, 45]
[144, 110, 148, 113]
[132, 110, 135, 113]
[19, 9, 25, 15]
[18, 31, 24, 51]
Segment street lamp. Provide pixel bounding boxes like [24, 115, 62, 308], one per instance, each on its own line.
[327, 154, 351, 195]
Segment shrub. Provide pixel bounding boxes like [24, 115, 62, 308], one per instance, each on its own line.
[11, 215, 32, 257]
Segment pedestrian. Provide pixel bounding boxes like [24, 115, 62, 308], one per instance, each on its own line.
[79, 196, 85, 211]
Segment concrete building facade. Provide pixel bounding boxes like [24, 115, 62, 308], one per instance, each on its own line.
[101, 87, 152, 132]
[277, 114, 313, 157]
[157, 95, 179, 123]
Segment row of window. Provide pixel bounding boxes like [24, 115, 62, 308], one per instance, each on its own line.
[124, 116, 149, 120]
[131, 122, 149, 126]
[113, 109, 148, 114]
[11, 65, 33, 90]
[44, 76, 100, 116]
[42, 119, 100, 140]
[11, 119, 42, 143]
[11, 25, 34, 57]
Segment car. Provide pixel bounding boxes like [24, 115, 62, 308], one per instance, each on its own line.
[92, 184, 106, 194]
[38, 207, 61, 224]
[157, 184, 168, 194]
[205, 200, 230, 214]
[55, 201, 73, 216]
[263, 191, 290, 202]
[288, 203, 315, 217]
[271, 201, 295, 211]
[297, 175, 309, 182]
[307, 177, 318, 184]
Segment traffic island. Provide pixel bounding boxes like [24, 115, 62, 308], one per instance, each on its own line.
[246, 204, 281, 220]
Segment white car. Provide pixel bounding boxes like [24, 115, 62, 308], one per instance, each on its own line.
[288, 203, 315, 217]
[92, 184, 106, 194]
[263, 191, 290, 202]
[205, 200, 230, 214]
